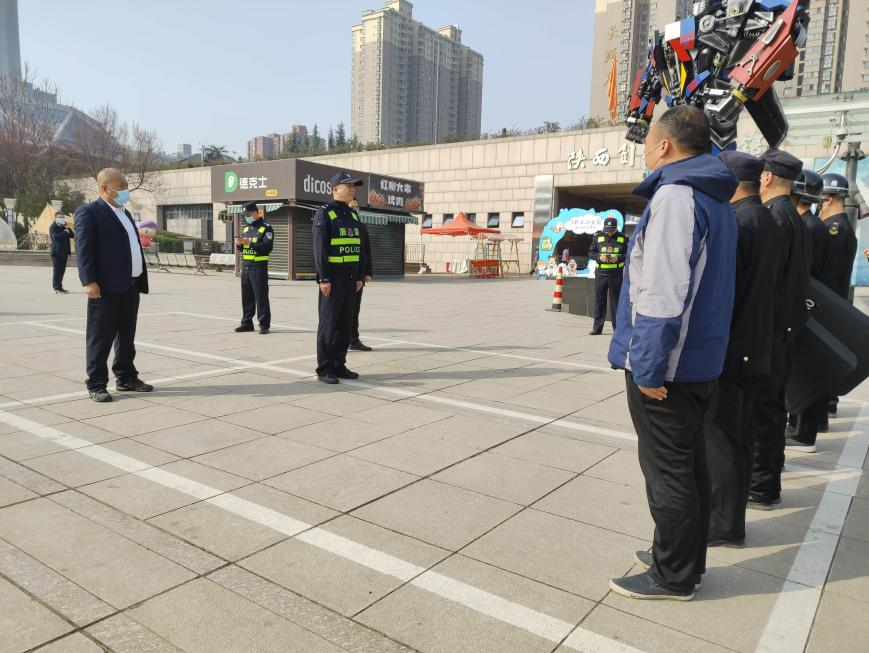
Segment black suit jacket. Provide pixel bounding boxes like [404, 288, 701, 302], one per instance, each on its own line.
[49, 222, 74, 257]
[74, 199, 149, 294]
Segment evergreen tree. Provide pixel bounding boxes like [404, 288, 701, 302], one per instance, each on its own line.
[336, 122, 347, 147]
[327, 127, 335, 150]
[310, 124, 320, 151]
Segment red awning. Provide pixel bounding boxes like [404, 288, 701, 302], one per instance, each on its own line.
[420, 212, 500, 236]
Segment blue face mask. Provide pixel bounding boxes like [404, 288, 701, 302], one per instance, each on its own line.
[114, 189, 131, 205]
[245, 216, 256, 224]
[55, 218, 65, 226]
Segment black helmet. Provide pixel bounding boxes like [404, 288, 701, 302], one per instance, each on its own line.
[792, 170, 823, 203]
[821, 173, 850, 198]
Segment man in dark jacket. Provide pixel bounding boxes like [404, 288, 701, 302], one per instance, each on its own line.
[750, 149, 809, 509]
[74, 168, 152, 402]
[607, 106, 738, 601]
[348, 198, 374, 351]
[818, 173, 857, 299]
[49, 212, 74, 293]
[587, 217, 627, 335]
[705, 151, 783, 546]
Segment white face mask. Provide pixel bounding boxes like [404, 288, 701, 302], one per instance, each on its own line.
[55, 218, 65, 226]
[645, 140, 666, 172]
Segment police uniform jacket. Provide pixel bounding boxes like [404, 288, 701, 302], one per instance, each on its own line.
[360, 222, 373, 280]
[819, 212, 858, 299]
[237, 218, 274, 268]
[588, 231, 627, 276]
[801, 209, 830, 279]
[766, 195, 810, 334]
[723, 196, 784, 377]
[313, 200, 365, 283]
[49, 222, 73, 257]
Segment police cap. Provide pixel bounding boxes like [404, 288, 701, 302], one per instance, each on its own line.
[328, 171, 364, 187]
[718, 150, 763, 183]
[761, 148, 803, 181]
[242, 201, 258, 213]
[821, 172, 850, 198]
[603, 217, 618, 232]
[792, 170, 823, 203]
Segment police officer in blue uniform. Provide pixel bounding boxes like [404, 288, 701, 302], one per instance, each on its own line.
[234, 201, 273, 334]
[587, 217, 627, 335]
[314, 172, 366, 384]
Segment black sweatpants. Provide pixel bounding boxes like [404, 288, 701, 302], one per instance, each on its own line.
[240, 266, 270, 329]
[51, 254, 68, 290]
[85, 283, 140, 391]
[705, 374, 758, 541]
[751, 332, 792, 503]
[592, 273, 622, 332]
[316, 272, 359, 376]
[626, 373, 717, 592]
[786, 397, 824, 446]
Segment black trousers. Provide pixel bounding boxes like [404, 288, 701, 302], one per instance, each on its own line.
[751, 332, 792, 502]
[317, 273, 358, 376]
[85, 283, 140, 391]
[51, 254, 68, 290]
[705, 374, 759, 541]
[786, 397, 824, 446]
[240, 266, 270, 329]
[351, 285, 364, 342]
[593, 273, 622, 332]
[626, 373, 716, 592]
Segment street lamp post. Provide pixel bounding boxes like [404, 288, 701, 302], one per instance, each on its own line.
[841, 142, 866, 233]
[3, 198, 17, 228]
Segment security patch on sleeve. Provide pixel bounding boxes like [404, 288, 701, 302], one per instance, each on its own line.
[266, 232, 273, 240]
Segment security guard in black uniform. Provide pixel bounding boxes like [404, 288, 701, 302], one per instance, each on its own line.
[234, 201, 273, 334]
[785, 170, 831, 450]
[587, 217, 626, 335]
[750, 149, 810, 510]
[314, 172, 366, 384]
[49, 212, 74, 293]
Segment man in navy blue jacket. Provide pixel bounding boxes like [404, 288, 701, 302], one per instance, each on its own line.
[75, 168, 152, 402]
[608, 106, 738, 601]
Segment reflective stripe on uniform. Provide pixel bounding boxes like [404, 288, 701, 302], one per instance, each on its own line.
[328, 210, 338, 220]
[598, 236, 605, 242]
[617, 236, 625, 243]
[328, 255, 360, 263]
[243, 255, 270, 261]
[598, 263, 624, 269]
[330, 238, 362, 245]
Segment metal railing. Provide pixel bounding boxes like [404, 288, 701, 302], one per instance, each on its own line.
[405, 243, 426, 264]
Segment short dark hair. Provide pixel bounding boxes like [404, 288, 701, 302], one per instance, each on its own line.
[657, 105, 710, 155]
[738, 181, 760, 195]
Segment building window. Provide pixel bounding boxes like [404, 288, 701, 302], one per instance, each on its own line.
[163, 204, 213, 221]
[466, 213, 477, 223]
[487, 212, 500, 228]
[511, 212, 525, 228]
[443, 213, 454, 225]
[421, 214, 433, 228]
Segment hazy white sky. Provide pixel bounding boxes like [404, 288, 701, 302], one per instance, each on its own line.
[19, 0, 596, 156]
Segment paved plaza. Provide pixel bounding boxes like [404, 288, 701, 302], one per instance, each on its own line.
[0, 265, 868, 653]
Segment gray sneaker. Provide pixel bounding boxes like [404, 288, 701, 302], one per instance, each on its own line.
[633, 551, 701, 590]
[609, 572, 694, 601]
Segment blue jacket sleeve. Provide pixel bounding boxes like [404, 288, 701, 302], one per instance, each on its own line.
[74, 204, 98, 287]
[629, 185, 699, 387]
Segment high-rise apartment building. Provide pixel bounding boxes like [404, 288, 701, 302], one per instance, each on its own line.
[247, 135, 279, 161]
[0, 0, 21, 81]
[176, 143, 192, 159]
[592, 1, 869, 121]
[351, 0, 484, 145]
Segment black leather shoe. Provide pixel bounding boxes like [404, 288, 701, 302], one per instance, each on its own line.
[116, 379, 154, 392]
[349, 340, 373, 351]
[318, 374, 339, 385]
[259, 327, 270, 335]
[89, 388, 113, 403]
[588, 330, 602, 336]
[234, 325, 255, 332]
[335, 368, 359, 380]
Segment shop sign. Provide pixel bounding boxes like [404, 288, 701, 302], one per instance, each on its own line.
[211, 160, 293, 202]
[368, 173, 424, 212]
[566, 142, 637, 170]
[294, 160, 370, 205]
[536, 207, 625, 278]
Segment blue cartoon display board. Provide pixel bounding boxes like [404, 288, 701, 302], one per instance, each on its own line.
[536, 208, 625, 278]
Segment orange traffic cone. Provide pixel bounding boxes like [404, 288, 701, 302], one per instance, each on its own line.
[548, 266, 564, 312]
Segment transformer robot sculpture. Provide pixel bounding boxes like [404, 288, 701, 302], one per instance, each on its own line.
[625, 0, 810, 152]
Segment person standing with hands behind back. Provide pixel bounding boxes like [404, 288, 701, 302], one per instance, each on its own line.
[314, 172, 365, 384]
[234, 202, 273, 335]
[49, 212, 74, 294]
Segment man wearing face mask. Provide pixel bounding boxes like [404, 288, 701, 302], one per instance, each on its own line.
[608, 106, 738, 601]
[749, 149, 810, 510]
[234, 202, 273, 334]
[313, 172, 365, 384]
[74, 168, 152, 402]
[49, 212, 74, 294]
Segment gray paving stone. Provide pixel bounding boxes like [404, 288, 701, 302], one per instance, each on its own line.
[0, 576, 73, 652]
[0, 475, 38, 507]
[807, 589, 869, 653]
[843, 496, 869, 543]
[352, 479, 522, 550]
[133, 420, 267, 457]
[350, 431, 481, 476]
[82, 404, 206, 436]
[353, 401, 453, 430]
[0, 457, 67, 495]
[241, 515, 449, 616]
[583, 448, 644, 488]
[33, 633, 106, 653]
[407, 414, 533, 450]
[463, 508, 645, 601]
[209, 564, 415, 653]
[265, 454, 419, 512]
[218, 403, 333, 435]
[149, 483, 338, 561]
[0, 406, 73, 433]
[0, 538, 114, 626]
[192, 435, 334, 481]
[86, 613, 183, 652]
[433, 452, 575, 505]
[285, 391, 390, 416]
[127, 578, 344, 652]
[40, 396, 154, 421]
[0, 420, 122, 461]
[492, 431, 616, 473]
[826, 535, 869, 604]
[51, 491, 223, 575]
[277, 415, 405, 453]
[0, 498, 195, 609]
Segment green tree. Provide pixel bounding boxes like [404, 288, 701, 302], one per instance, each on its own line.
[55, 182, 86, 215]
[336, 122, 347, 147]
[310, 124, 320, 151]
[327, 127, 335, 150]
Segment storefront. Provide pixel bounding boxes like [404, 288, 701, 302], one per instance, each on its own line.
[210, 160, 423, 280]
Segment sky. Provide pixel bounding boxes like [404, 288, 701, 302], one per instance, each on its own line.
[18, 0, 595, 157]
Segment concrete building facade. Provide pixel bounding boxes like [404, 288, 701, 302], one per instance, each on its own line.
[247, 134, 281, 161]
[351, 0, 483, 145]
[0, 0, 20, 81]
